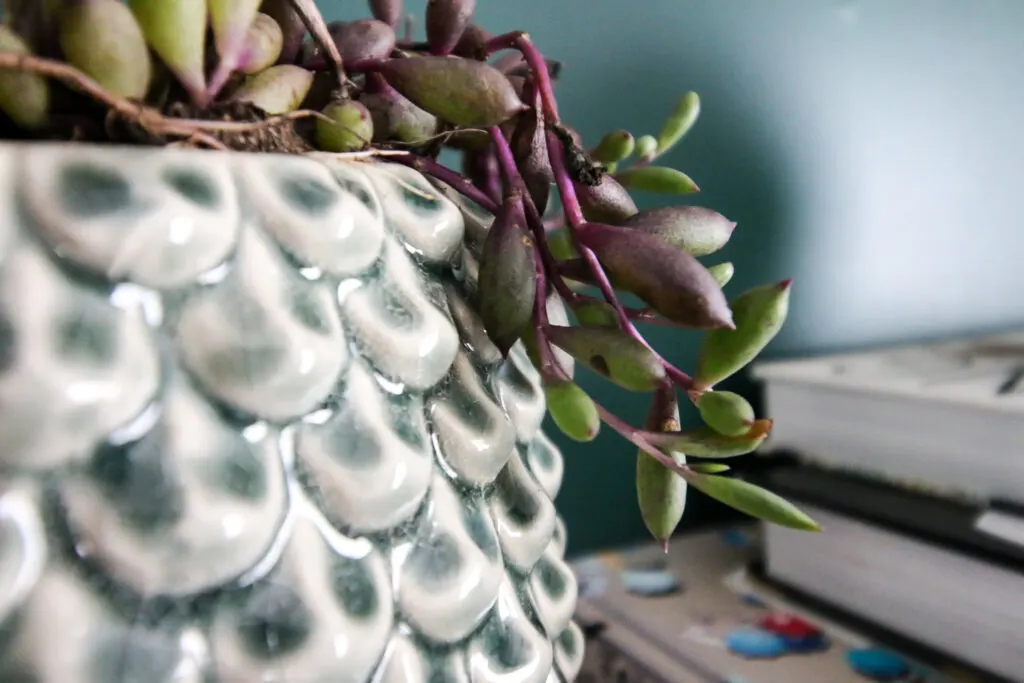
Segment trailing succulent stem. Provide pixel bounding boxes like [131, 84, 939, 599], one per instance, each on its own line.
[0, 0, 818, 545]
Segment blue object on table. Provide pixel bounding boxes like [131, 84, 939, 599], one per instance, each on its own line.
[620, 569, 682, 596]
[845, 647, 910, 680]
[719, 528, 751, 547]
[781, 631, 830, 653]
[725, 627, 786, 659]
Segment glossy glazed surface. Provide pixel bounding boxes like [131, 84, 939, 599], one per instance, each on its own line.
[0, 145, 581, 683]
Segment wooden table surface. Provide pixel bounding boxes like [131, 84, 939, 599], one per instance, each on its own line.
[571, 527, 984, 683]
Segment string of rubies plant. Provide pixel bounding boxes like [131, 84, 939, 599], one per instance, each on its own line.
[0, 0, 820, 547]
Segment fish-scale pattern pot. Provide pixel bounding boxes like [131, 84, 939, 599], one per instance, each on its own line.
[0, 143, 582, 683]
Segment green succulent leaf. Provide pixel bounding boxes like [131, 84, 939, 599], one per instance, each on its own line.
[707, 262, 735, 288]
[685, 473, 820, 531]
[360, 83, 439, 144]
[641, 419, 773, 458]
[60, 0, 152, 100]
[689, 462, 731, 474]
[316, 100, 374, 152]
[636, 385, 688, 546]
[634, 134, 658, 160]
[577, 222, 734, 330]
[544, 379, 600, 442]
[230, 64, 313, 114]
[656, 91, 700, 154]
[591, 129, 635, 165]
[0, 25, 49, 129]
[574, 175, 638, 224]
[545, 324, 666, 392]
[696, 390, 756, 437]
[477, 196, 537, 356]
[619, 205, 736, 257]
[259, 0, 305, 63]
[571, 299, 618, 328]
[545, 228, 578, 261]
[238, 12, 284, 74]
[694, 279, 792, 389]
[209, 0, 261, 65]
[129, 0, 208, 103]
[616, 166, 699, 195]
[379, 56, 526, 127]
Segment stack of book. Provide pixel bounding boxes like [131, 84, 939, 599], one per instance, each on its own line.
[748, 330, 1024, 681]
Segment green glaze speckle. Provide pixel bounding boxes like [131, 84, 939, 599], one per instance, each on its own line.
[280, 175, 337, 215]
[330, 554, 379, 620]
[58, 163, 132, 217]
[162, 168, 220, 208]
[236, 583, 312, 659]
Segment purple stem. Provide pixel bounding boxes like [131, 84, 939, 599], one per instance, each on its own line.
[571, 294, 679, 328]
[593, 401, 693, 479]
[483, 32, 560, 123]
[523, 209, 571, 383]
[396, 155, 500, 214]
[545, 130, 694, 388]
[542, 215, 565, 231]
[488, 126, 579, 303]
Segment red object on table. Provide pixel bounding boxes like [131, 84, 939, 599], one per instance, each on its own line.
[759, 613, 822, 639]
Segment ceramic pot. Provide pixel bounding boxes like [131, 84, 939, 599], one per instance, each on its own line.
[0, 143, 583, 683]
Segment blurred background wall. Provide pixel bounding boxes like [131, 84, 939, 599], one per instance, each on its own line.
[319, 0, 1024, 555]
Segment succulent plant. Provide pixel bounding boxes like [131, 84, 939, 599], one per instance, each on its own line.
[0, 0, 819, 546]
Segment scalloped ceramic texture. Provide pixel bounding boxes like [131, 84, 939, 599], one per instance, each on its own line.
[0, 144, 582, 683]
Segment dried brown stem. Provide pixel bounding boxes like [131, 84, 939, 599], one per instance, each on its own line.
[287, 0, 347, 93]
[0, 52, 328, 145]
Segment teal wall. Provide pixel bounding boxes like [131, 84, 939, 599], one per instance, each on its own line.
[320, 1, 1024, 555]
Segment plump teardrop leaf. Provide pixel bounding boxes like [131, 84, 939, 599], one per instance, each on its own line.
[426, 0, 476, 56]
[510, 86, 554, 211]
[708, 262, 735, 288]
[477, 197, 536, 356]
[379, 56, 526, 127]
[617, 166, 699, 194]
[453, 23, 492, 57]
[0, 25, 48, 128]
[545, 324, 665, 392]
[60, 0, 152, 100]
[689, 462, 731, 474]
[368, 0, 402, 27]
[685, 473, 820, 531]
[636, 385, 688, 547]
[329, 19, 396, 64]
[694, 279, 792, 389]
[209, 0, 261, 66]
[316, 100, 374, 151]
[259, 0, 304, 63]
[575, 175, 638, 224]
[577, 222, 734, 329]
[620, 206, 736, 257]
[546, 228, 577, 261]
[642, 419, 773, 458]
[360, 87, 438, 143]
[591, 130, 635, 165]
[238, 13, 284, 73]
[128, 0, 207, 103]
[657, 91, 699, 154]
[571, 300, 618, 328]
[696, 390, 755, 437]
[634, 134, 657, 160]
[230, 64, 313, 114]
[544, 379, 600, 442]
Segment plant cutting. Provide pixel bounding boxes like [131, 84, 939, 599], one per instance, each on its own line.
[0, 1, 817, 681]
